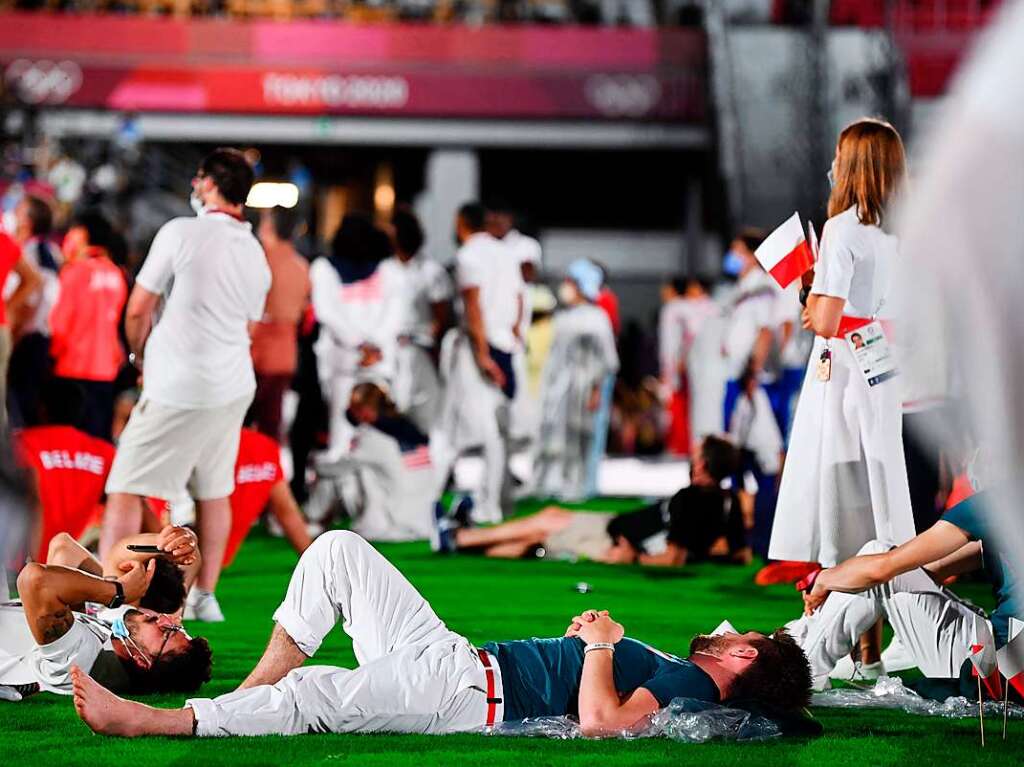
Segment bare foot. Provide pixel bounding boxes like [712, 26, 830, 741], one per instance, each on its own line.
[71, 665, 147, 737]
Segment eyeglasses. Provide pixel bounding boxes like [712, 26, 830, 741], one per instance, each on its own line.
[153, 623, 187, 665]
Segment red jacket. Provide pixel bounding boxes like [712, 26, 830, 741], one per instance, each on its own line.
[49, 253, 127, 381]
[17, 425, 115, 563]
[0, 231, 20, 326]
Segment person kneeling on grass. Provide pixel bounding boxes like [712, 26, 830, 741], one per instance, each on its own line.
[435, 435, 749, 566]
[789, 487, 1021, 699]
[70, 530, 811, 738]
[1, 534, 212, 700]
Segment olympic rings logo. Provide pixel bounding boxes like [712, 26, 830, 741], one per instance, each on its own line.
[4, 59, 83, 105]
[584, 74, 662, 117]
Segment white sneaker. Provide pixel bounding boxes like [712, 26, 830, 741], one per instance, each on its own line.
[880, 635, 917, 672]
[830, 655, 885, 682]
[184, 588, 225, 622]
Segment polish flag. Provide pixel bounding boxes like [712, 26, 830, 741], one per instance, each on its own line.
[997, 617, 1024, 697]
[754, 212, 815, 289]
[970, 614, 1003, 699]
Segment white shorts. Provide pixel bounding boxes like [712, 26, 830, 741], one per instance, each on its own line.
[106, 394, 252, 501]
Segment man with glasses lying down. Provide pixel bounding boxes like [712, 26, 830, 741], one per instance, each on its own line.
[1, 528, 212, 701]
[68, 531, 811, 739]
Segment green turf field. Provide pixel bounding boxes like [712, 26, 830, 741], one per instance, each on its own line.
[3, 501, 1017, 765]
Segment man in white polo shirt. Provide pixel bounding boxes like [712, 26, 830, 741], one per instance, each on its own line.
[431, 202, 523, 524]
[100, 148, 271, 623]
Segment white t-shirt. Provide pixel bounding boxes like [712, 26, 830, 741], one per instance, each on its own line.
[3, 238, 60, 336]
[136, 211, 271, 409]
[659, 295, 718, 389]
[502, 229, 542, 345]
[0, 604, 111, 694]
[812, 205, 898, 320]
[455, 232, 524, 354]
[376, 254, 452, 347]
[724, 269, 778, 379]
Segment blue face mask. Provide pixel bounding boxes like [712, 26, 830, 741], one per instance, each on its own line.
[110, 616, 130, 640]
[722, 249, 744, 277]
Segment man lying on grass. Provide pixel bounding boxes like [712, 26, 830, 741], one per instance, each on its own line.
[434, 435, 750, 566]
[1, 527, 211, 700]
[70, 530, 811, 738]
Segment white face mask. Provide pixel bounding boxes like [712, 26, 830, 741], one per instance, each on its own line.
[557, 282, 578, 305]
[189, 190, 205, 216]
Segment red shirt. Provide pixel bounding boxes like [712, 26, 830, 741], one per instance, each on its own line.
[596, 287, 621, 337]
[16, 425, 115, 562]
[224, 428, 284, 566]
[49, 253, 128, 381]
[0, 231, 21, 327]
[148, 428, 284, 567]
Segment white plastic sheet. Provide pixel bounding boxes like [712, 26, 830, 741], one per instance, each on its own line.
[480, 698, 782, 742]
[812, 676, 1024, 719]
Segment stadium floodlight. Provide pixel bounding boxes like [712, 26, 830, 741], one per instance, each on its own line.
[246, 182, 299, 209]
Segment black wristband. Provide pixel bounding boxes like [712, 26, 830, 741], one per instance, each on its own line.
[107, 579, 125, 609]
[799, 285, 811, 307]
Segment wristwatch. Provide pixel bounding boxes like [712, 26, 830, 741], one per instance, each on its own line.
[107, 579, 125, 609]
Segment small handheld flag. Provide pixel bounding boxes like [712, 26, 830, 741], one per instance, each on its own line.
[971, 615, 1003, 700]
[997, 617, 1023, 739]
[755, 212, 815, 289]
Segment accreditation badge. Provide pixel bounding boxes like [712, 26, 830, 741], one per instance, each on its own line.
[845, 321, 898, 387]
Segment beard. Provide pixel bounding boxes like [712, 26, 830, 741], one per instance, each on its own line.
[689, 634, 730, 656]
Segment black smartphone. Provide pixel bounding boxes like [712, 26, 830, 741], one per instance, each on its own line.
[126, 544, 164, 554]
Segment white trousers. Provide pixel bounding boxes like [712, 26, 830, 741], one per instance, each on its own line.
[430, 335, 512, 524]
[788, 540, 988, 681]
[393, 343, 442, 436]
[186, 531, 498, 736]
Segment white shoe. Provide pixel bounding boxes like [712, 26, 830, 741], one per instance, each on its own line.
[830, 655, 885, 682]
[184, 588, 225, 622]
[880, 635, 917, 672]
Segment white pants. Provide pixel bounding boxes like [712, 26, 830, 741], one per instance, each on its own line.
[393, 343, 442, 436]
[788, 540, 988, 681]
[430, 334, 512, 524]
[186, 531, 499, 736]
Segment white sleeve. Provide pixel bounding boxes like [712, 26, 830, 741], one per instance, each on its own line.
[597, 311, 620, 374]
[247, 248, 272, 322]
[310, 259, 352, 345]
[31, 619, 104, 695]
[658, 304, 677, 379]
[425, 260, 453, 303]
[519, 237, 542, 266]
[812, 219, 855, 300]
[455, 248, 482, 290]
[135, 220, 180, 295]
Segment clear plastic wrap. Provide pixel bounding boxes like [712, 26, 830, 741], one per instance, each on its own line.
[479, 698, 781, 743]
[812, 676, 1024, 719]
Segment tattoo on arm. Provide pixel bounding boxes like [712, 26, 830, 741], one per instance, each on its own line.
[38, 607, 74, 644]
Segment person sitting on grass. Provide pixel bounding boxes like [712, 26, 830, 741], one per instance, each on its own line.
[69, 530, 811, 739]
[434, 434, 749, 566]
[790, 485, 1021, 698]
[1, 538, 212, 700]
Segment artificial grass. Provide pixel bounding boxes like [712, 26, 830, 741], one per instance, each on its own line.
[3, 503, 1016, 766]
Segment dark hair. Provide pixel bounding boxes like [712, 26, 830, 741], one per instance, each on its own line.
[667, 275, 687, 295]
[139, 558, 187, 614]
[736, 227, 767, 253]
[71, 210, 116, 253]
[332, 213, 389, 266]
[485, 197, 514, 216]
[126, 636, 213, 694]
[701, 435, 740, 483]
[23, 195, 53, 237]
[37, 378, 84, 428]
[730, 629, 813, 713]
[264, 205, 300, 241]
[199, 148, 255, 206]
[392, 207, 424, 256]
[457, 202, 487, 232]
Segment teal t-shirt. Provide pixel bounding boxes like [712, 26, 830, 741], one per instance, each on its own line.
[481, 636, 719, 722]
[942, 491, 1019, 647]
